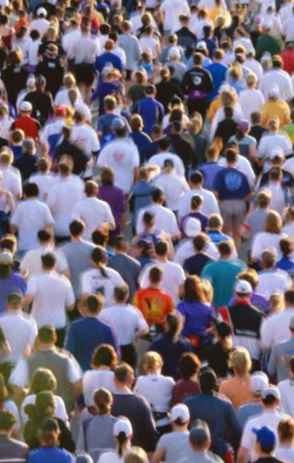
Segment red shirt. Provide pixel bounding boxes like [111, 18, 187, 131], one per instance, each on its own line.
[13, 115, 40, 140]
[282, 48, 294, 74]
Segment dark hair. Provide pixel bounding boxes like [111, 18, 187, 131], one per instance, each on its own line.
[142, 211, 155, 227]
[114, 285, 129, 303]
[94, 388, 113, 415]
[101, 167, 114, 185]
[280, 238, 293, 257]
[189, 171, 203, 185]
[23, 182, 39, 198]
[92, 344, 117, 368]
[85, 294, 103, 315]
[69, 220, 85, 236]
[114, 363, 133, 383]
[38, 229, 52, 243]
[218, 241, 233, 257]
[91, 246, 109, 278]
[149, 266, 162, 284]
[38, 325, 56, 344]
[41, 253, 56, 269]
[166, 313, 181, 340]
[199, 368, 218, 394]
[152, 188, 164, 203]
[179, 352, 201, 380]
[285, 289, 294, 306]
[117, 432, 128, 457]
[155, 240, 168, 256]
[192, 233, 208, 252]
[92, 229, 109, 247]
[158, 137, 171, 151]
[183, 276, 206, 303]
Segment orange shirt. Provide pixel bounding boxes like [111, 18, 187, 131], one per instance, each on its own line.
[133, 287, 173, 326]
[219, 375, 254, 408]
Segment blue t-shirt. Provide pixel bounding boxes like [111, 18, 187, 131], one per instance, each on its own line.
[28, 447, 74, 463]
[199, 161, 224, 191]
[213, 167, 250, 200]
[276, 257, 294, 277]
[0, 273, 27, 313]
[206, 62, 227, 101]
[134, 97, 164, 135]
[95, 52, 123, 73]
[177, 301, 215, 337]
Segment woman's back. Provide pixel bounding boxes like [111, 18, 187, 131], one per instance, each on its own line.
[79, 414, 117, 462]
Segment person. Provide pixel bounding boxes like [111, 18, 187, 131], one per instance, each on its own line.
[135, 351, 175, 433]
[111, 363, 157, 452]
[152, 404, 190, 463]
[0, 251, 27, 313]
[276, 417, 294, 463]
[81, 246, 125, 307]
[10, 325, 82, 412]
[251, 426, 284, 463]
[172, 352, 201, 404]
[77, 388, 118, 461]
[256, 250, 291, 301]
[268, 317, 294, 382]
[0, 410, 28, 462]
[27, 418, 75, 463]
[219, 348, 254, 409]
[24, 253, 75, 346]
[237, 386, 288, 463]
[237, 373, 269, 431]
[150, 313, 193, 378]
[100, 285, 148, 367]
[277, 356, 294, 417]
[10, 182, 54, 254]
[201, 241, 246, 308]
[183, 233, 213, 276]
[65, 294, 116, 371]
[184, 368, 241, 460]
[97, 418, 133, 463]
[133, 84, 164, 135]
[181, 421, 224, 463]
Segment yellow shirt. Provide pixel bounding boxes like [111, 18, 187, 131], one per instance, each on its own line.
[261, 100, 291, 128]
[207, 98, 222, 122]
[208, 7, 231, 27]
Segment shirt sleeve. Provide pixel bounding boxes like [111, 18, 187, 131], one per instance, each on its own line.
[67, 357, 82, 383]
[65, 280, 75, 307]
[9, 359, 29, 388]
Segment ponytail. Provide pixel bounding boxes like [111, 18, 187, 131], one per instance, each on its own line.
[117, 432, 128, 457]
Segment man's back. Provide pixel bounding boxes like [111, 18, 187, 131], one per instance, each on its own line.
[268, 338, 294, 382]
[0, 435, 28, 463]
[61, 240, 95, 297]
[109, 253, 141, 299]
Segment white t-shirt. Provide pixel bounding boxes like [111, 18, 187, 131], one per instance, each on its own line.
[139, 260, 185, 301]
[276, 446, 294, 463]
[152, 172, 189, 211]
[174, 239, 219, 266]
[261, 184, 285, 213]
[72, 197, 115, 241]
[27, 272, 75, 328]
[251, 232, 286, 261]
[160, 0, 190, 32]
[11, 198, 55, 251]
[97, 138, 140, 193]
[241, 410, 288, 462]
[81, 267, 125, 307]
[70, 123, 100, 158]
[99, 304, 148, 346]
[260, 69, 294, 101]
[21, 393, 68, 423]
[147, 152, 185, 177]
[239, 89, 265, 121]
[0, 312, 37, 363]
[30, 18, 50, 36]
[258, 133, 292, 166]
[256, 269, 291, 300]
[83, 369, 115, 406]
[283, 223, 294, 239]
[98, 451, 123, 463]
[20, 246, 68, 277]
[47, 174, 84, 237]
[136, 203, 180, 237]
[278, 379, 294, 418]
[178, 187, 220, 219]
[0, 166, 22, 199]
[261, 308, 294, 349]
[54, 87, 83, 107]
[29, 173, 57, 202]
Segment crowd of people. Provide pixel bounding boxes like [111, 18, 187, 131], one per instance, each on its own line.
[1, 0, 294, 461]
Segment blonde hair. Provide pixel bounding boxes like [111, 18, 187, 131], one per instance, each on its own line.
[269, 293, 285, 314]
[265, 210, 282, 234]
[229, 347, 252, 376]
[140, 351, 163, 374]
[201, 279, 214, 304]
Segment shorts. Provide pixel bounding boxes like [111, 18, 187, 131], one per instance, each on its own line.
[74, 63, 96, 86]
[220, 199, 246, 230]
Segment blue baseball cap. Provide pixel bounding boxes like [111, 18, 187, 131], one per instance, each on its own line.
[253, 426, 276, 450]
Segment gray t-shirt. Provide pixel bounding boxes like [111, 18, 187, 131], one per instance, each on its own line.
[156, 431, 190, 463]
[61, 240, 95, 296]
[78, 414, 118, 461]
[180, 450, 223, 463]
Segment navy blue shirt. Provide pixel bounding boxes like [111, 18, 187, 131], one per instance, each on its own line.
[183, 253, 212, 276]
[27, 447, 74, 463]
[213, 167, 251, 200]
[130, 130, 152, 163]
[65, 317, 116, 371]
[151, 333, 193, 378]
[95, 51, 123, 73]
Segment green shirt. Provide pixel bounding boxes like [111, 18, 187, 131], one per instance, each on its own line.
[201, 259, 246, 308]
[256, 34, 282, 60]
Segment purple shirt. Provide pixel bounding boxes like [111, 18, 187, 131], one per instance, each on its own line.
[99, 185, 125, 230]
[177, 301, 215, 337]
[0, 272, 27, 313]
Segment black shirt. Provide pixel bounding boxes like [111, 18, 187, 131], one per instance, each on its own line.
[170, 133, 195, 171]
[215, 118, 238, 145]
[228, 300, 263, 341]
[184, 252, 212, 276]
[36, 58, 64, 97]
[255, 458, 284, 463]
[25, 90, 54, 126]
[175, 27, 197, 57]
[182, 66, 213, 96]
[205, 341, 232, 378]
[54, 140, 88, 175]
[156, 79, 183, 111]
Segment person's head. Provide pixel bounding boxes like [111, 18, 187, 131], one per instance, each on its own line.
[91, 344, 117, 369]
[94, 388, 113, 415]
[41, 253, 56, 272]
[261, 386, 281, 409]
[82, 293, 104, 317]
[113, 418, 133, 457]
[229, 347, 252, 377]
[124, 447, 148, 463]
[256, 191, 271, 209]
[92, 229, 109, 247]
[250, 372, 269, 399]
[113, 235, 128, 253]
[130, 114, 143, 132]
[261, 250, 276, 269]
[91, 246, 108, 267]
[85, 180, 99, 198]
[158, 136, 171, 152]
[37, 229, 53, 247]
[0, 373, 8, 404]
[226, 147, 238, 165]
[218, 240, 233, 259]
[0, 149, 13, 167]
[208, 214, 223, 231]
[235, 279, 253, 299]
[189, 171, 203, 188]
[37, 157, 50, 174]
[269, 166, 282, 183]
[58, 158, 73, 177]
[23, 182, 39, 199]
[0, 236, 17, 256]
[254, 426, 277, 457]
[37, 325, 57, 347]
[183, 276, 206, 303]
[0, 411, 16, 436]
[151, 187, 164, 205]
[280, 237, 294, 258]
[189, 420, 211, 452]
[283, 206, 294, 225]
[278, 417, 294, 446]
[170, 403, 190, 429]
[164, 313, 183, 340]
[193, 52, 203, 67]
[192, 233, 209, 253]
[268, 118, 279, 132]
[238, 269, 259, 291]
[285, 289, 294, 308]
[215, 322, 233, 350]
[251, 111, 262, 126]
[199, 368, 218, 394]
[0, 251, 13, 278]
[29, 368, 57, 395]
[69, 219, 85, 238]
[140, 351, 163, 374]
[114, 363, 135, 389]
[6, 291, 23, 311]
[114, 285, 129, 304]
[155, 240, 168, 259]
[148, 266, 163, 287]
[39, 418, 60, 448]
[101, 167, 114, 186]
[178, 352, 201, 380]
[272, 54, 283, 69]
[246, 72, 257, 89]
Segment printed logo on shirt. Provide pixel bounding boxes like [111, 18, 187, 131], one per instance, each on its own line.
[224, 171, 242, 191]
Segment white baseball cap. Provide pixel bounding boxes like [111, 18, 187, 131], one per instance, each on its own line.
[20, 101, 32, 112]
[170, 404, 190, 423]
[235, 279, 252, 295]
[113, 418, 133, 437]
[37, 7, 47, 16]
[250, 372, 269, 395]
[262, 386, 281, 401]
[184, 217, 201, 238]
